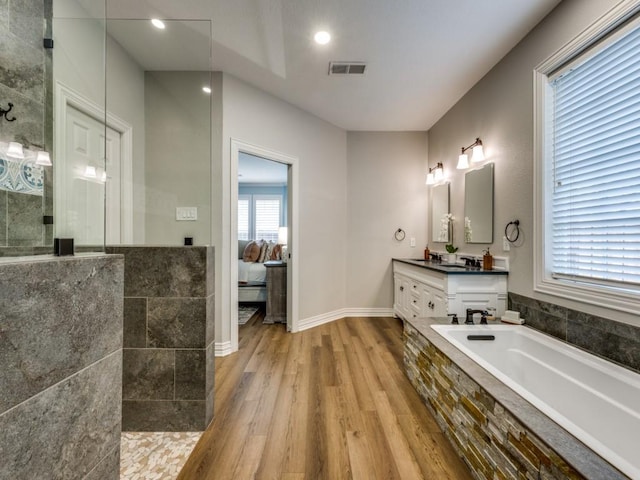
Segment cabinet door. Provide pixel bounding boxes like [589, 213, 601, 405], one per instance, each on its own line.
[394, 274, 411, 319]
[431, 288, 447, 317]
[420, 285, 433, 317]
[421, 285, 446, 317]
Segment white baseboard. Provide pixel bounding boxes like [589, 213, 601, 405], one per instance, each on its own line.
[215, 341, 233, 357]
[296, 307, 395, 332]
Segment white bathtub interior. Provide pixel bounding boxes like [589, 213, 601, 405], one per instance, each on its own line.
[431, 324, 640, 479]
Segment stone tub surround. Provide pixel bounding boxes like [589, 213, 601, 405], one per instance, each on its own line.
[509, 293, 640, 373]
[0, 254, 124, 480]
[106, 246, 215, 432]
[403, 317, 627, 480]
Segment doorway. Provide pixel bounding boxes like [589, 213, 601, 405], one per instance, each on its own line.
[54, 82, 133, 245]
[229, 139, 299, 352]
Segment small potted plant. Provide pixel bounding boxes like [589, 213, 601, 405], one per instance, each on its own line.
[445, 244, 458, 264]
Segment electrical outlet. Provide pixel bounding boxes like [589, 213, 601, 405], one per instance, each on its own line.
[410, 237, 416, 247]
[503, 236, 511, 252]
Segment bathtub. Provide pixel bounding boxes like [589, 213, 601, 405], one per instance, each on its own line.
[430, 324, 640, 479]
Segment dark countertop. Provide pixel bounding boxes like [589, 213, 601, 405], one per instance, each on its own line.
[405, 316, 627, 480]
[393, 258, 508, 275]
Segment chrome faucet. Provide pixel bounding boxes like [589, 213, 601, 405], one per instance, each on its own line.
[465, 308, 488, 325]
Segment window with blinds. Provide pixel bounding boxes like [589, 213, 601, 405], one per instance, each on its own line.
[238, 196, 250, 240]
[547, 16, 640, 290]
[254, 196, 281, 242]
[237, 194, 282, 242]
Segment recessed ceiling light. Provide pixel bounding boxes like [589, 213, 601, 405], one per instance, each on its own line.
[202, 86, 212, 94]
[314, 31, 331, 45]
[151, 19, 166, 30]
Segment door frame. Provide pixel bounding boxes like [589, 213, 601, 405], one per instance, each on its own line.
[54, 81, 133, 243]
[227, 139, 299, 351]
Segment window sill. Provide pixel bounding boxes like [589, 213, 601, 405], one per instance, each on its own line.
[534, 276, 640, 316]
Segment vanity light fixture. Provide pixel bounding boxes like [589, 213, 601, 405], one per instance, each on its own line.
[6, 142, 25, 159]
[426, 162, 444, 185]
[151, 18, 166, 30]
[0, 141, 52, 166]
[314, 31, 331, 45]
[35, 151, 52, 166]
[202, 86, 212, 94]
[84, 165, 97, 179]
[458, 138, 485, 169]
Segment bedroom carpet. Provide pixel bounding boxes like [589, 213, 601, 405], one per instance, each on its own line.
[238, 305, 260, 325]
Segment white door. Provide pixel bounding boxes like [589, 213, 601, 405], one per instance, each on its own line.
[63, 106, 121, 245]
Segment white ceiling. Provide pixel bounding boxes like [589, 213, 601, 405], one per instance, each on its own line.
[95, 0, 562, 131]
[238, 152, 288, 184]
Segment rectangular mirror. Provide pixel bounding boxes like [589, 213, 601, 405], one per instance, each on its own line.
[464, 163, 493, 243]
[431, 183, 450, 243]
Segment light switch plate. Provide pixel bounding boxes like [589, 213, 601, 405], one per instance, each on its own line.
[502, 236, 511, 251]
[176, 207, 198, 221]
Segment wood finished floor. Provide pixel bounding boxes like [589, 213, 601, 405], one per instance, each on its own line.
[178, 312, 472, 480]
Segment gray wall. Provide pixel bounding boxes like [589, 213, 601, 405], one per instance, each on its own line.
[0, 255, 123, 479]
[426, 0, 638, 327]
[145, 71, 211, 246]
[217, 73, 348, 344]
[346, 131, 429, 309]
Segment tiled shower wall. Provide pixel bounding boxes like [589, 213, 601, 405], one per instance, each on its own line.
[0, 0, 54, 248]
[509, 292, 640, 373]
[0, 254, 124, 479]
[106, 246, 215, 431]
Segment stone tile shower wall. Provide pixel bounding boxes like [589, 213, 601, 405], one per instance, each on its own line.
[509, 293, 640, 373]
[106, 246, 215, 431]
[0, 0, 54, 248]
[0, 255, 124, 479]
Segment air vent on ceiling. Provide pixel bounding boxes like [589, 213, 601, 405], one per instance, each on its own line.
[329, 62, 367, 75]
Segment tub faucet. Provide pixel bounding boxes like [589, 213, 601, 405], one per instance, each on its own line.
[465, 309, 488, 325]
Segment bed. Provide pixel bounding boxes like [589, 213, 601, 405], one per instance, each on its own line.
[238, 258, 267, 302]
[237, 239, 281, 303]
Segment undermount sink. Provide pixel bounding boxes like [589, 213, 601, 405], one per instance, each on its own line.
[410, 260, 468, 269]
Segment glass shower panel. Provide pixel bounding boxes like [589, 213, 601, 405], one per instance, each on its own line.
[105, 19, 212, 246]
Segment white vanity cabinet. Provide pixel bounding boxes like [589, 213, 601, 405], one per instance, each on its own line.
[393, 259, 507, 320]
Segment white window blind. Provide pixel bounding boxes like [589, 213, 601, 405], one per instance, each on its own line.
[550, 20, 640, 287]
[238, 196, 250, 240]
[254, 196, 281, 242]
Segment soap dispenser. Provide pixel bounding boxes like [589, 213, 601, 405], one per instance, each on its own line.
[483, 248, 493, 270]
[424, 244, 430, 260]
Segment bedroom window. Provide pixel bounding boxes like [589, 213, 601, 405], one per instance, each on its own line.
[534, 6, 640, 314]
[237, 194, 283, 242]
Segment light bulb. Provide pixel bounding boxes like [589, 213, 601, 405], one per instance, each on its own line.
[151, 19, 165, 30]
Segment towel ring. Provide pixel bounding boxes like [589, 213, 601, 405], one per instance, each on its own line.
[394, 228, 406, 241]
[504, 220, 520, 243]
